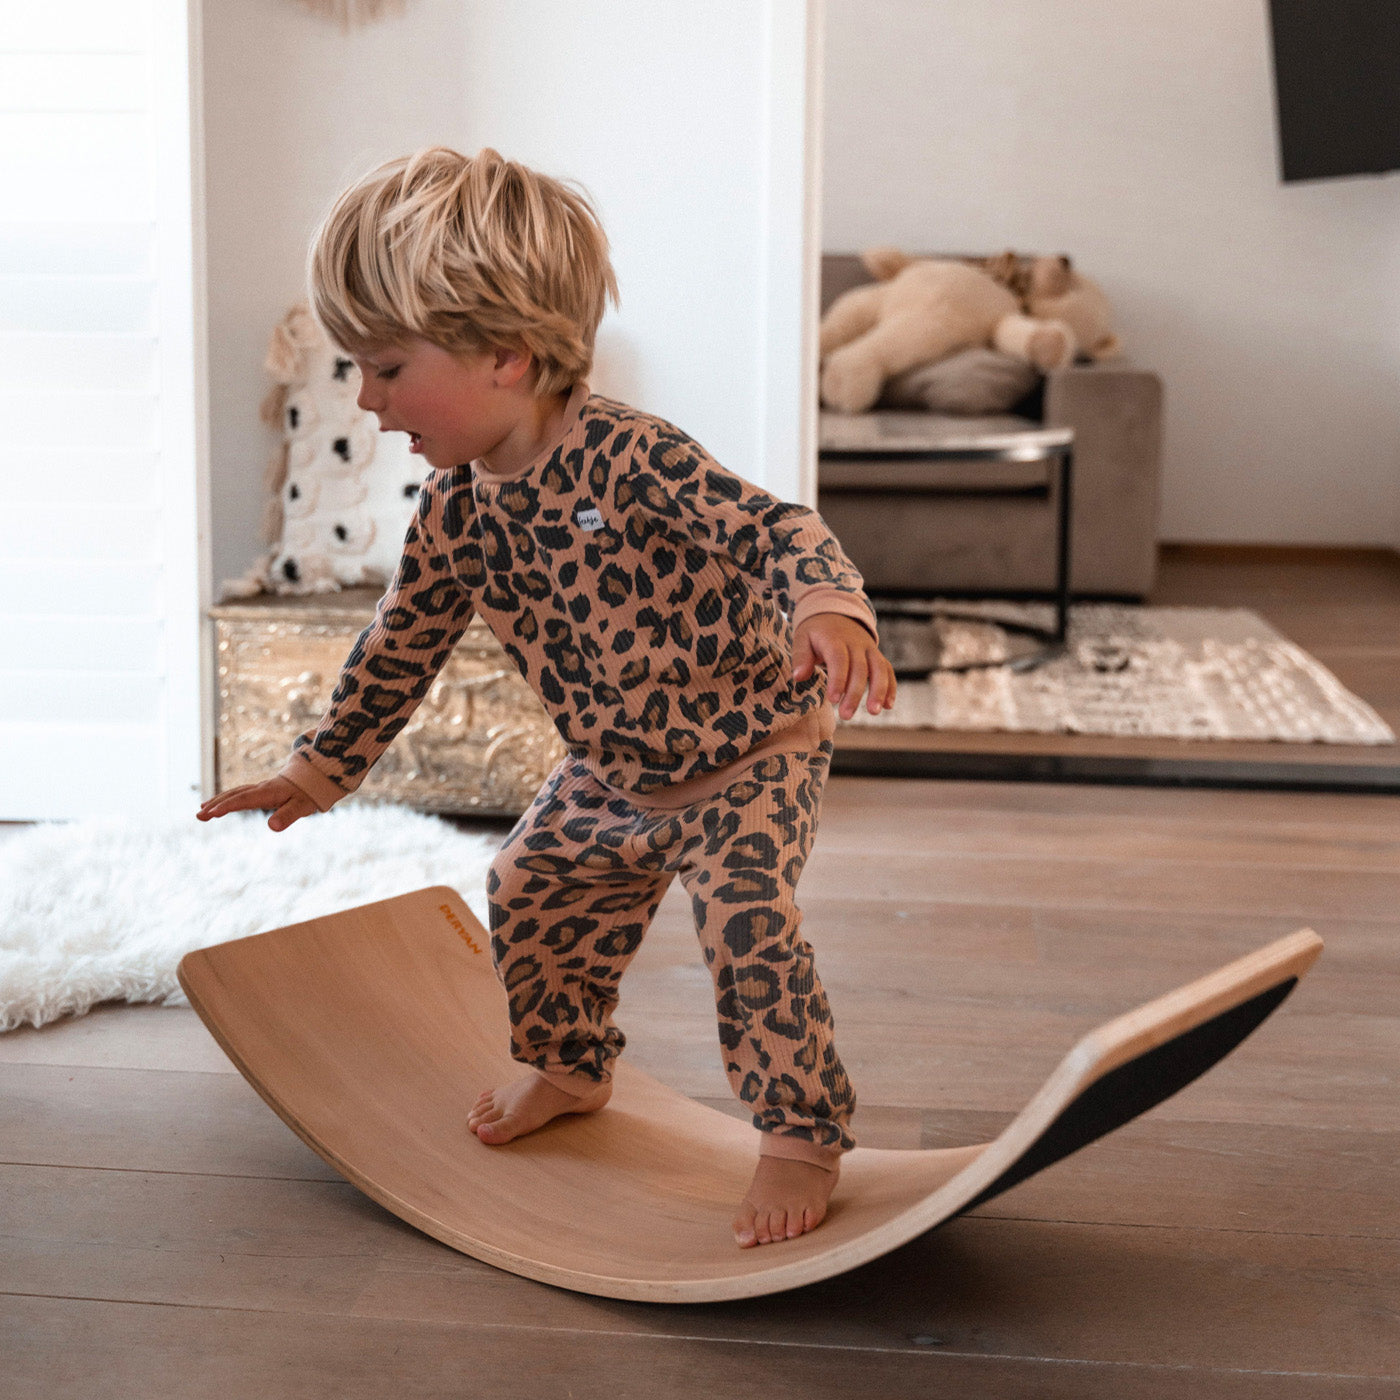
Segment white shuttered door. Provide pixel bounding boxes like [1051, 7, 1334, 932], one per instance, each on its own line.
[0, 0, 209, 820]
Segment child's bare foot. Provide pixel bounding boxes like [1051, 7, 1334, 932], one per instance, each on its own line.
[467, 1073, 611, 1145]
[734, 1156, 839, 1248]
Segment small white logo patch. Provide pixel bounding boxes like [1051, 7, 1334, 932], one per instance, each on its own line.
[576, 507, 604, 531]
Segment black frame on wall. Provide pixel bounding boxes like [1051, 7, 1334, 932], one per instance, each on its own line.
[1268, 0, 1400, 182]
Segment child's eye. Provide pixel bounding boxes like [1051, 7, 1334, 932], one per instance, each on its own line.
[379, 366, 401, 380]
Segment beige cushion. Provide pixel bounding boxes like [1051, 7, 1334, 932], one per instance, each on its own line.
[880, 348, 1041, 416]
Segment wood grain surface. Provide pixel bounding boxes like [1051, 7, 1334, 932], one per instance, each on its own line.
[172, 887, 1318, 1303]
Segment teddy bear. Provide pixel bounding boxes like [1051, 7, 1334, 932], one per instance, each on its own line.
[972, 250, 1121, 362]
[819, 247, 1078, 415]
[220, 304, 426, 599]
[1021, 254, 1120, 362]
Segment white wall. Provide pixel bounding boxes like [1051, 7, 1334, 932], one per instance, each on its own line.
[203, 0, 818, 591]
[202, 0, 473, 590]
[822, 0, 1400, 547]
[455, 0, 816, 498]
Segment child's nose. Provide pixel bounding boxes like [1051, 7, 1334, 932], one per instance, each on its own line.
[356, 381, 381, 414]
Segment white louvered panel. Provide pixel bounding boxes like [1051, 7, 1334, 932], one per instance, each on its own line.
[0, 450, 160, 506]
[0, 276, 156, 335]
[0, 724, 164, 822]
[0, 672, 164, 726]
[0, 115, 154, 221]
[0, 54, 148, 112]
[0, 334, 158, 396]
[0, 391, 159, 450]
[0, 2, 150, 53]
[2, 389, 159, 449]
[6, 614, 163, 674]
[1, 0, 219, 817]
[0, 560, 161, 614]
[0, 222, 153, 276]
[0, 504, 164, 564]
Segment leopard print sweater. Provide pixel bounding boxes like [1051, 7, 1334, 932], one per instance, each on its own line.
[280, 387, 877, 807]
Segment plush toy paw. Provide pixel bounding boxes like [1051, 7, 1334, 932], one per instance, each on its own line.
[820, 346, 887, 414]
[1024, 321, 1075, 372]
[992, 312, 1076, 372]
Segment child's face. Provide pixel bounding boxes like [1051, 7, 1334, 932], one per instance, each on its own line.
[352, 336, 510, 471]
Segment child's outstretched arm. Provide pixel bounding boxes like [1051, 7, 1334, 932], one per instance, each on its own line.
[196, 479, 476, 830]
[197, 777, 317, 832]
[626, 424, 896, 719]
[794, 612, 898, 720]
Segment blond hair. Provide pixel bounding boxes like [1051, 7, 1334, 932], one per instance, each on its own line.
[308, 146, 619, 396]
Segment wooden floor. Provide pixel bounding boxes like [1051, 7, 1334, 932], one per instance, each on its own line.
[3, 776, 1398, 1396]
[837, 546, 1400, 779]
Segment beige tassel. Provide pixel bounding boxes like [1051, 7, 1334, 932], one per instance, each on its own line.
[294, 0, 406, 28]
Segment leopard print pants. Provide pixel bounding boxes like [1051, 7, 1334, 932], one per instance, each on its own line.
[485, 742, 857, 1159]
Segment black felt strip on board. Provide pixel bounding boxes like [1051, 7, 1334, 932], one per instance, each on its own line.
[959, 978, 1299, 1214]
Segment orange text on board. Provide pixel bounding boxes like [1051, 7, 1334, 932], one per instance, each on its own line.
[440, 904, 484, 955]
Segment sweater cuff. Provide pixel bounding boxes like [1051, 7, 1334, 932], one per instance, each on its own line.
[758, 1132, 847, 1169]
[278, 753, 351, 814]
[791, 587, 879, 642]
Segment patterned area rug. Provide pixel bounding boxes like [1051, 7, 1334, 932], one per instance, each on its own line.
[856, 601, 1395, 745]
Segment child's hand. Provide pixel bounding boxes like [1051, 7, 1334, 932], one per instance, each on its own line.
[197, 777, 316, 832]
[793, 613, 897, 720]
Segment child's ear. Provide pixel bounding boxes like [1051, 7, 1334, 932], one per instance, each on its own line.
[493, 344, 535, 386]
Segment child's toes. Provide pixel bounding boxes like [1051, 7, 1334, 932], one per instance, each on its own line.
[733, 1205, 759, 1249]
[471, 1101, 518, 1143]
[467, 1094, 501, 1130]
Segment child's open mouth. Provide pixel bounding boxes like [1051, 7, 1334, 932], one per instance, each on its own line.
[409, 432, 423, 454]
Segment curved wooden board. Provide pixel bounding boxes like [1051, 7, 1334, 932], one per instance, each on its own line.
[176, 887, 1321, 1303]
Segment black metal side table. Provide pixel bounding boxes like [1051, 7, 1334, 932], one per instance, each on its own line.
[818, 412, 1075, 672]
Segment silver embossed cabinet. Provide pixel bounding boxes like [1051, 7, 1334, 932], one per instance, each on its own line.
[210, 591, 564, 816]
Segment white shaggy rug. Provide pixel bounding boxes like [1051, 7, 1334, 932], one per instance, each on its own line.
[0, 804, 501, 1033]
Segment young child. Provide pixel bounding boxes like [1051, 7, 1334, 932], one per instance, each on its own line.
[198, 146, 897, 1249]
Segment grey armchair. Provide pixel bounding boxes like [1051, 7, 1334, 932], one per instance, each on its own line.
[817, 253, 1164, 599]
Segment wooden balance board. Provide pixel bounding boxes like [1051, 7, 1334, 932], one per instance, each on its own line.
[177, 887, 1321, 1304]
